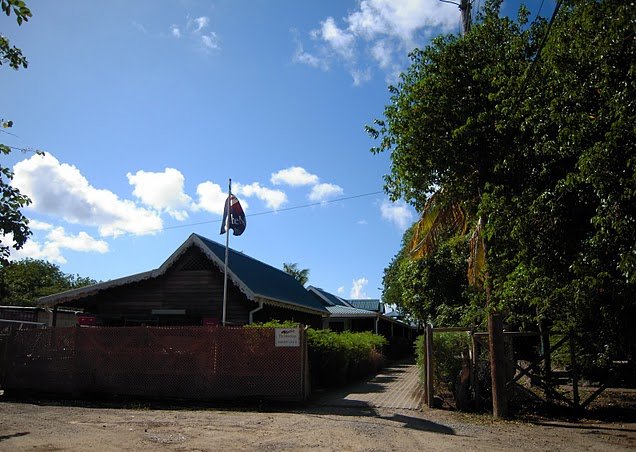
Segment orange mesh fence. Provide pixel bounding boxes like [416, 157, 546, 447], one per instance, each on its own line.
[2, 326, 308, 401]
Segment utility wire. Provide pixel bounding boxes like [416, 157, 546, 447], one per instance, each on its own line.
[511, 0, 563, 113]
[158, 190, 385, 233]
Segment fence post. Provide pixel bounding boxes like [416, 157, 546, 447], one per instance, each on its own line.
[569, 331, 579, 409]
[539, 321, 552, 403]
[470, 330, 480, 410]
[425, 324, 434, 407]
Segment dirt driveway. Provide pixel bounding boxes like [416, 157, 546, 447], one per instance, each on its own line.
[0, 362, 634, 451]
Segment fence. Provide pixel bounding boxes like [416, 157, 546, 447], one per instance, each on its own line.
[422, 326, 543, 411]
[1, 326, 309, 401]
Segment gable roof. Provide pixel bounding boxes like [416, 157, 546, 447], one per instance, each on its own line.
[307, 286, 378, 319]
[38, 233, 328, 316]
[348, 299, 384, 313]
[307, 286, 353, 308]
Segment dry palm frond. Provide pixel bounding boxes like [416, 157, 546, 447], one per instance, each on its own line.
[467, 216, 486, 288]
[409, 191, 469, 259]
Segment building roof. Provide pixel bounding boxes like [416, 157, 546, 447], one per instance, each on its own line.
[38, 233, 328, 316]
[325, 305, 378, 318]
[347, 299, 384, 313]
[307, 286, 353, 308]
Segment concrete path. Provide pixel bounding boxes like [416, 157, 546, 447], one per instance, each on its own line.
[313, 360, 424, 410]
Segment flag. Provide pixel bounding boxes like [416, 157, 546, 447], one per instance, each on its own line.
[220, 194, 246, 236]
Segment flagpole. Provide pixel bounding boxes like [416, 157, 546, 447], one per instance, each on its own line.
[222, 178, 231, 327]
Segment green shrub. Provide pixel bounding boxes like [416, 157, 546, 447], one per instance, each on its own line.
[307, 329, 387, 387]
[415, 332, 471, 398]
[244, 323, 388, 388]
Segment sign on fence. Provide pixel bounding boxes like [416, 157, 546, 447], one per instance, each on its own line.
[275, 328, 300, 347]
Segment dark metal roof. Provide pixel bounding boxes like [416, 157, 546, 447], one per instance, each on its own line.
[194, 234, 328, 314]
[307, 286, 353, 307]
[39, 233, 328, 315]
[348, 299, 384, 313]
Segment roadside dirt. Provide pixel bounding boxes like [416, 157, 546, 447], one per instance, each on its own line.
[0, 396, 634, 451]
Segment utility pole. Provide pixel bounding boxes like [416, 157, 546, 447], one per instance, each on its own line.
[439, 0, 472, 34]
[459, 0, 472, 34]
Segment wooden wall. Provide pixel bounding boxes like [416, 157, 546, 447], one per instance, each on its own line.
[66, 245, 322, 327]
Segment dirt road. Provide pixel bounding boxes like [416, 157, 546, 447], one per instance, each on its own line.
[1, 361, 634, 451]
[0, 399, 634, 451]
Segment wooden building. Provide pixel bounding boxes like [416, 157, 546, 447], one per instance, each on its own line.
[307, 286, 417, 341]
[38, 234, 328, 328]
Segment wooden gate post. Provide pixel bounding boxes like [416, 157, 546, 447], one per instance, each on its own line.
[489, 312, 508, 418]
[470, 330, 480, 410]
[569, 331, 579, 409]
[425, 324, 434, 407]
[539, 320, 552, 403]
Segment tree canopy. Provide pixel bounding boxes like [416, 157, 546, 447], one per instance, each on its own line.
[370, 0, 635, 371]
[0, 0, 36, 266]
[0, 258, 98, 306]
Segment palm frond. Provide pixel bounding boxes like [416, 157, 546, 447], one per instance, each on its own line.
[409, 191, 469, 259]
[467, 217, 486, 287]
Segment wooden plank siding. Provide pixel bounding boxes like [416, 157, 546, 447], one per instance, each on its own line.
[64, 245, 322, 327]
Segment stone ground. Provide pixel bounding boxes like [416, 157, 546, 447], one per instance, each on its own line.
[0, 361, 634, 451]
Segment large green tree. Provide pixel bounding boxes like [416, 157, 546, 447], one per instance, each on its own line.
[0, 258, 98, 306]
[0, 0, 35, 266]
[486, 0, 635, 372]
[371, 0, 635, 385]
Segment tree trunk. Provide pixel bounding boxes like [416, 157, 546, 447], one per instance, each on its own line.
[488, 311, 508, 418]
[483, 228, 508, 418]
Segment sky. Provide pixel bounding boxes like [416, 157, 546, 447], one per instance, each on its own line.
[3, 0, 539, 300]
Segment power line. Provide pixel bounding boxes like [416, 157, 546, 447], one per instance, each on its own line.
[159, 190, 385, 233]
[511, 0, 563, 113]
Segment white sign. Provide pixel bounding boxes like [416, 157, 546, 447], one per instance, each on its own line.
[275, 328, 300, 347]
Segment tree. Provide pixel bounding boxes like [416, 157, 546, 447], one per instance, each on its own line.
[368, 1, 541, 417]
[283, 263, 310, 286]
[0, 258, 98, 306]
[371, 0, 635, 410]
[486, 0, 636, 375]
[0, 0, 36, 266]
[383, 223, 472, 326]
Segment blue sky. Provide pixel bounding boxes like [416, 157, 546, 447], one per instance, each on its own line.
[4, 0, 538, 299]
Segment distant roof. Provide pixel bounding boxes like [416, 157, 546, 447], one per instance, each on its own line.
[348, 299, 384, 313]
[307, 286, 353, 308]
[385, 310, 402, 318]
[325, 305, 378, 318]
[39, 233, 328, 316]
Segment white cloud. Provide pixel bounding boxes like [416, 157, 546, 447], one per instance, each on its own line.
[132, 21, 147, 34]
[46, 227, 109, 254]
[9, 227, 108, 264]
[29, 219, 53, 231]
[357, 219, 368, 225]
[296, 0, 457, 84]
[350, 277, 369, 298]
[194, 181, 245, 215]
[192, 16, 210, 33]
[309, 183, 343, 202]
[371, 39, 393, 68]
[292, 34, 327, 70]
[201, 32, 220, 50]
[380, 199, 414, 230]
[271, 167, 319, 187]
[12, 153, 163, 237]
[351, 68, 372, 86]
[127, 168, 192, 221]
[235, 182, 287, 210]
[171, 25, 181, 38]
[337, 286, 345, 295]
[318, 17, 355, 60]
